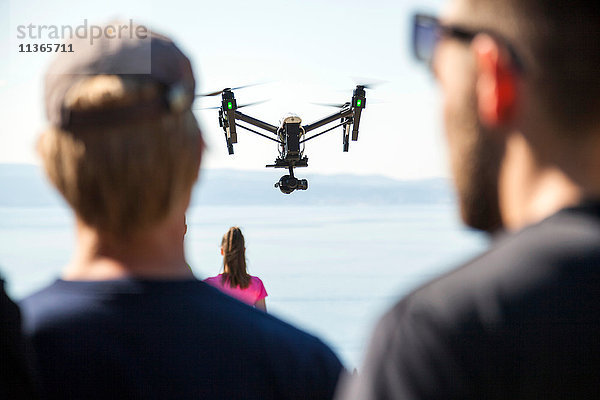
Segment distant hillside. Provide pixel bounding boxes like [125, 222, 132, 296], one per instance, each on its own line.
[192, 169, 454, 205]
[0, 164, 454, 207]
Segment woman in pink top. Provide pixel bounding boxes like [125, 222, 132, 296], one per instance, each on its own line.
[204, 227, 268, 311]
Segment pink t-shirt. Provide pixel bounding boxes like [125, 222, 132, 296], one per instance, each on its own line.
[203, 274, 268, 306]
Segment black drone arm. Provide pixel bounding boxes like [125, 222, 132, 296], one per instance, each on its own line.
[300, 121, 349, 144]
[234, 111, 278, 135]
[303, 108, 354, 133]
[236, 123, 282, 144]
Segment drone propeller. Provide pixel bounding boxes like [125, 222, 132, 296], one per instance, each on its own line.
[195, 82, 271, 98]
[333, 78, 387, 93]
[194, 99, 270, 110]
[355, 82, 381, 90]
[351, 77, 387, 90]
[238, 99, 270, 109]
[311, 102, 350, 108]
[312, 99, 386, 109]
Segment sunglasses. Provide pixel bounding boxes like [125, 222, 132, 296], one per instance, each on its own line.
[412, 13, 524, 72]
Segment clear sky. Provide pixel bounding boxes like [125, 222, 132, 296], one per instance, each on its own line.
[0, 0, 446, 180]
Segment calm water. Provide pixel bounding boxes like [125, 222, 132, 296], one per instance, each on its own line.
[0, 204, 487, 369]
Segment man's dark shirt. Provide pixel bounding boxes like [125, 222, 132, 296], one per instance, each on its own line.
[1, 278, 38, 399]
[340, 202, 600, 399]
[20, 279, 343, 399]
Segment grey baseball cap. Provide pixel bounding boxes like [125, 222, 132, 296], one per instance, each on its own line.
[44, 22, 196, 129]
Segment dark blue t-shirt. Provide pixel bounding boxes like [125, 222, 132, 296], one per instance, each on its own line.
[21, 279, 343, 399]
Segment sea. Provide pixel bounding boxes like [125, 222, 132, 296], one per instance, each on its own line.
[0, 204, 487, 370]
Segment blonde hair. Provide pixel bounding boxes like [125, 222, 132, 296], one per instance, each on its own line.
[38, 75, 202, 238]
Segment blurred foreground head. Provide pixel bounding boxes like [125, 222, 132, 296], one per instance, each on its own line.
[37, 25, 203, 239]
[417, 0, 600, 231]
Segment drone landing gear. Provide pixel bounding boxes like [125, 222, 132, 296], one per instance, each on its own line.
[274, 166, 308, 194]
[343, 123, 351, 152]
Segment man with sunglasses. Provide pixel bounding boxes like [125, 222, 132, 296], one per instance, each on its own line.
[337, 1, 600, 399]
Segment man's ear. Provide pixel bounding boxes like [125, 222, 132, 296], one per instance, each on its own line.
[472, 35, 517, 127]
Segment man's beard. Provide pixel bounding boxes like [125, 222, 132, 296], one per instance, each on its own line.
[446, 89, 504, 233]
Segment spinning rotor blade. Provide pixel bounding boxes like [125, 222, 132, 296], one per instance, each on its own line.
[195, 82, 271, 98]
[194, 99, 269, 111]
[237, 100, 270, 109]
[356, 82, 381, 90]
[194, 105, 222, 110]
[311, 102, 349, 108]
[230, 82, 267, 91]
[351, 77, 387, 89]
[196, 89, 225, 97]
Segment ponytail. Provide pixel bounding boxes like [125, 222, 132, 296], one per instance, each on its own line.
[221, 227, 250, 289]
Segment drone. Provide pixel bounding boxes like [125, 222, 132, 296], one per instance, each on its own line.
[199, 85, 368, 194]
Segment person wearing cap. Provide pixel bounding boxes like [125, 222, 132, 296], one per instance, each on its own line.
[20, 26, 342, 399]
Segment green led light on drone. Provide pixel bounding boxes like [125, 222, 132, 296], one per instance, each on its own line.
[356, 99, 362, 107]
[227, 101, 233, 109]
